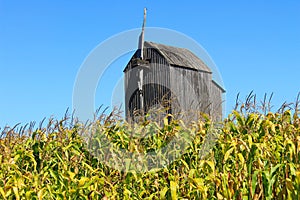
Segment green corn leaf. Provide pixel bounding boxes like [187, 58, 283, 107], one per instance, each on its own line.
[270, 164, 282, 177]
[251, 170, 260, 198]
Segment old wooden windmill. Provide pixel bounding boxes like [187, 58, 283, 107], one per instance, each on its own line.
[124, 8, 225, 122]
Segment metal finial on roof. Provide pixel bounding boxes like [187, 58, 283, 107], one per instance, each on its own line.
[138, 8, 147, 60]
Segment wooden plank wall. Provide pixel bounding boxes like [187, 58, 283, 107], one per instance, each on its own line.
[169, 66, 212, 121]
[124, 48, 170, 121]
[124, 48, 224, 122]
[210, 81, 224, 121]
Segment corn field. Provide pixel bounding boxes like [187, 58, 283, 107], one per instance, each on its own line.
[0, 95, 300, 199]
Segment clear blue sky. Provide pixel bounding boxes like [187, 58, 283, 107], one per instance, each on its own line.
[1, 1, 299, 128]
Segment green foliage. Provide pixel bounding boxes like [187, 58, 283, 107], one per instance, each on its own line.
[0, 101, 299, 199]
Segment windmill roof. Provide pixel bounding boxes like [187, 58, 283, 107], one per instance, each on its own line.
[144, 41, 212, 73]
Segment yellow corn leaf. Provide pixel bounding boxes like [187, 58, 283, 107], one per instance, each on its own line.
[286, 178, 294, 191]
[160, 187, 168, 198]
[224, 147, 234, 163]
[296, 171, 300, 178]
[170, 181, 177, 200]
[25, 191, 33, 199]
[248, 134, 253, 148]
[124, 188, 132, 196]
[14, 154, 20, 163]
[217, 193, 224, 200]
[164, 117, 169, 126]
[78, 177, 90, 187]
[82, 161, 94, 172]
[12, 187, 20, 200]
[5, 188, 11, 197]
[0, 187, 6, 199]
[270, 123, 276, 133]
[193, 178, 204, 189]
[237, 153, 245, 166]
[68, 171, 76, 181]
[205, 160, 215, 173]
[188, 169, 196, 178]
[37, 189, 45, 200]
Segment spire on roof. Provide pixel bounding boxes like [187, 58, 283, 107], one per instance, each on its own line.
[138, 8, 147, 60]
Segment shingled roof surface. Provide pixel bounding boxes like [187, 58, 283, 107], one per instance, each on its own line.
[144, 41, 212, 73]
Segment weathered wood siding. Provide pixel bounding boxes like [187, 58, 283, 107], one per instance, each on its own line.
[168, 66, 212, 121]
[124, 45, 224, 122]
[210, 80, 224, 121]
[124, 48, 171, 121]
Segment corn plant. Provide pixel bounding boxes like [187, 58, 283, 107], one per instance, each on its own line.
[0, 95, 299, 199]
